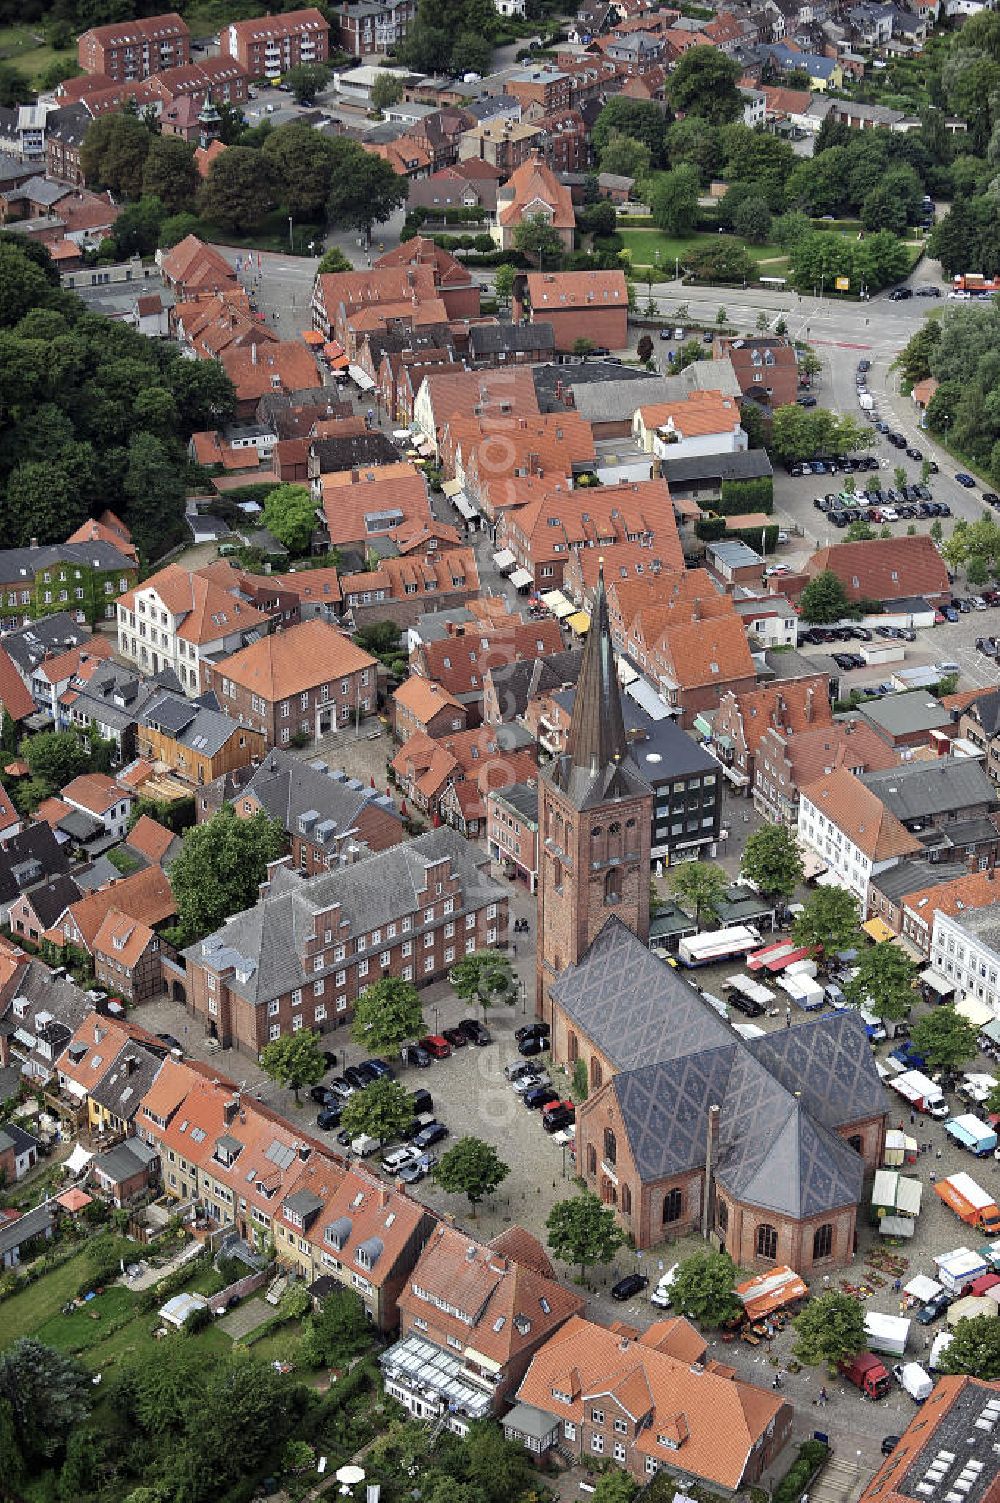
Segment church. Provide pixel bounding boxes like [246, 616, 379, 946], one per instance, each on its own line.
[534, 565, 888, 1271]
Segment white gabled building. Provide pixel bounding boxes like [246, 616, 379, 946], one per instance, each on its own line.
[797, 766, 920, 908]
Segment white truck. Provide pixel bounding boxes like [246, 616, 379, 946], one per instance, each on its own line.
[895, 1361, 933, 1403]
[890, 1070, 949, 1118]
[865, 1310, 910, 1357]
[778, 972, 825, 1010]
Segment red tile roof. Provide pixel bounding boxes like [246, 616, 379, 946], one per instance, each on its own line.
[526, 268, 627, 311]
[800, 767, 921, 862]
[215, 619, 376, 702]
[807, 536, 951, 603]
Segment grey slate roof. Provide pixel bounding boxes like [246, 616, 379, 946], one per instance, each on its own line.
[310, 431, 400, 474]
[0, 1201, 55, 1259]
[490, 781, 538, 826]
[964, 688, 1000, 739]
[489, 649, 583, 722]
[854, 694, 952, 740]
[0, 1121, 39, 1157]
[0, 823, 69, 905]
[555, 917, 881, 1218]
[93, 1136, 158, 1184]
[227, 747, 402, 847]
[22, 874, 83, 929]
[0, 540, 134, 582]
[657, 449, 774, 486]
[860, 758, 998, 824]
[943, 900, 1000, 950]
[469, 323, 555, 358]
[0, 961, 93, 1080]
[187, 826, 503, 1005]
[141, 690, 247, 760]
[2, 613, 91, 679]
[88, 1044, 163, 1123]
[869, 859, 956, 905]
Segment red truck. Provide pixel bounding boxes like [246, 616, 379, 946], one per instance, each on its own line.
[839, 1352, 891, 1399]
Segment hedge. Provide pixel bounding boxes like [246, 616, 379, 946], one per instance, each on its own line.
[719, 476, 774, 512]
[694, 518, 778, 552]
[773, 1440, 830, 1503]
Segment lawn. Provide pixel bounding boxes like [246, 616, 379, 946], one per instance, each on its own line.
[0, 24, 75, 87]
[620, 227, 790, 271]
[0, 1248, 92, 1350]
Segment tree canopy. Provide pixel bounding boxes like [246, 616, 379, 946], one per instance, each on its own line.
[741, 823, 804, 900]
[941, 1313, 1000, 1379]
[910, 1004, 981, 1072]
[670, 1251, 742, 1326]
[259, 1030, 326, 1102]
[666, 46, 742, 124]
[845, 944, 916, 1024]
[433, 1136, 510, 1205]
[168, 804, 286, 945]
[669, 860, 728, 928]
[649, 164, 700, 237]
[793, 886, 862, 960]
[340, 1077, 414, 1143]
[262, 483, 317, 556]
[546, 1191, 625, 1279]
[799, 569, 852, 624]
[449, 949, 514, 1014]
[793, 1292, 867, 1369]
[350, 975, 424, 1054]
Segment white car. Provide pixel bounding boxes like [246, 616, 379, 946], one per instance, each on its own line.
[381, 1145, 420, 1174]
[650, 1263, 679, 1308]
[974, 596, 988, 610]
[880, 506, 899, 521]
[513, 1071, 550, 1095]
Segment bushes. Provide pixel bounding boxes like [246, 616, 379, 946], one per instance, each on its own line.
[719, 476, 774, 512]
[773, 1440, 830, 1503]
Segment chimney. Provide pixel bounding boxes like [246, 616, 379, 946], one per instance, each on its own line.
[845, 716, 856, 736]
[298, 1142, 309, 1161]
[702, 1103, 721, 1239]
[223, 1095, 239, 1125]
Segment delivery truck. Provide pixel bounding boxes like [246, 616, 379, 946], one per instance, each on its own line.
[894, 1362, 933, 1403]
[677, 925, 761, 968]
[945, 1114, 998, 1158]
[934, 1246, 991, 1294]
[778, 972, 825, 1010]
[865, 1311, 910, 1357]
[839, 1352, 891, 1399]
[935, 1173, 1000, 1236]
[890, 1070, 949, 1118]
[723, 974, 775, 1017]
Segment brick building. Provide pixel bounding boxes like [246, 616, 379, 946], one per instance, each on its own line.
[710, 677, 832, 795]
[857, 1377, 1000, 1503]
[392, 676, 468, 742]
[753, 716, 897, 827]
[803, 536, 952, 607]
[517, 269, 627, 353]
[487, 782, 539, 890]
[198, 747, 404, 874]
[339, 548, 481, 631]
[93, 910, 167, 1003]
[222, 8, 329, 80]
[335, 0, 416, 54]
[181, 827, 507, 1053]
[78, 13, 191, 80]
[208, 619, 377, 748]
[714, 335, 799, 408]
[494, 154, 575, 254]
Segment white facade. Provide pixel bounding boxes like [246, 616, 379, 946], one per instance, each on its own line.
[741, 88, 767, 127]
[116, 584, 248, 696]
[496, 0, 527, 13]
[63, 787, 133, 840]
[929, 907, 1000, 1019]
[650, 422, 748, 464]
[798, 792, 877, 905]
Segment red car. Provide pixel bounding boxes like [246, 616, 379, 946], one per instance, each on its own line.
[420, 1034, 452, 1059]
[541, 1100, 576, 1132]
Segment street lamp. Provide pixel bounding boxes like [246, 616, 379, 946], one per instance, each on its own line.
[288, 214, 294, 251]
[433, 1004, 440, 1034]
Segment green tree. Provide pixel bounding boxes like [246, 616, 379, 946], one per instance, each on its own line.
[664, 116, 721, 181]
[793, 886, 862, 962]
[670, 1250, 741, 1326]
[327, 143, 407, 243]
[317, 246, 354, 274]
[5, 460, 88, 547]
[650, 164, 700, 237]
[940, 1314, 1000, 1380]
[793, 1291, 867, 1370]
[59, 1428, 102, 1498]
[111, 195, 168, 258]
[910, 1004, 981, 1073]
[22, 729, 90, 795]
[433, 1136, 510, 1206]
[592, 1473, 639, 1503]
[799, 569, 852, 624]
[141, 135, 199, 215]
[669, 859, 728, 928]
[124, 431, 187, 561]
[285, 62, 330, 104]
[732, 196, 772, 245]
[260, 1029, 326, 1103]
[339, 1076, 414, 1141]
[168, 804, 286, 944]
[546, 1190, 625, 1280]
[451, 33, 493, 77]
[80, 112, 152, 199]
[494, 263, 516, 308]
[845, 944, 916, 1025]
[300, 1288, 370, 1369]
[666, 45, 742, 124]
[845, 519, 876, 542]
[741, 823, 804, 901]
[262, 482, 317, 555]
[198, 146, 276, 232]
[593, 96, 667, 164]
[0, 1339, 92, 1461]
[371, 71, 404, 114]
[350, 975, 424, 1054]
[513, 212, 565, 268]
[261, 125, 339, 221]
[0, 1395, 23, 1496]
[599, 131, 651, 182]
[968, 555, 990, 588]
[450, 948, 513, 1015]
[573, 336, 595, 357]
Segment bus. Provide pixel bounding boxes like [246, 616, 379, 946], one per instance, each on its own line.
[677, 926, 762, 969]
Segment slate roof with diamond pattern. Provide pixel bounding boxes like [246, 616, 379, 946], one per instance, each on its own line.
[554, 918, 884, 1218]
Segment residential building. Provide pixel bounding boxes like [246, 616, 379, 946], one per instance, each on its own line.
[0, 956, 92, 1090]
[493, 153, 576, 253]
[382, 1222, 585, 1431]
[159, 234, 237, 297]
[181, 826, 507, 1053]
[622, 603, 756, 729]
[340, 549, 481, 630]
[506, 1314, 791, 1487]
[221, 341, 323, 419]
[207, 619, 377, 748]
[335, 0, 416, 54]
[798, 767, 921, 906]
[78, 13, 191, 80]
[310, 263, 439, 344]
[487, 782, 539, 890]
[136, 690, 266, 786]
[0, 541, 137, 630]
[393, 677, 468, 742]
[0, 824, 70, 924]
[57, 1014, 164, 1132]
[392, 723, 538, 834]
[711, 677, 832, 795]
[503, 66, 573, 117]
[459, 119, 543, 175]
[91, 1138, 160, 1204]
[860, 758, 1000, 869]
[374, 238, 481, 320]
[222, 8, 329, 80]
[855, 691, 956, 751]
[94, 910, 167, 1003]
[899, 867, 1000, 959]
[857, 1377, 1000, 1503]
[467, 323, 556, 367]
[46, 865, 176, 958]
[714, 335, 800, 408]
[60, 773, 134, 841]
[0, 1123, 40, 1183]
[61, 657, 178, 762]
[116, 563, 272, 695]
[198, 747, 404, 873]
[631, 390, 747, 458]
[314, 462, 434, 560]
[959, 688, 1000, 783]
[9, 875, 85, 947]
[410, 614, 565, 722]
[517, 269, 626, 352]
[753, 716, 897, 827]
[45, 104, 90, 186]
[441, 411, 595, 523]
[408, 160, 505, 214]
[803, 536, 952, 607]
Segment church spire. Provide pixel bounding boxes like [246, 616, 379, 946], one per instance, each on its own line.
[563, 558, 628, 776]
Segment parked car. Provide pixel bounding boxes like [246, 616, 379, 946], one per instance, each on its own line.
[505, 1060, 537, 1083]
[364, 1059, 394, 1080]
[881, 1436, 901, 1457]
[916, 1291, 951, 1324]
[798, 394, 817, 407]
[523, 1084, 561, 1110]
[344, 1065, 374, 1090]
[382, 1146, 420, 1175]
[611, 1273, 649, 1301]
[398, 1152, 437, 1184]
[400, 1042, 431, 1068]
[442, 1027, 468, 1050]
[328, 1077, 356, 1100]
[156, 1032, 184, 1054]
[518, 1034, 548, 1057]
[513, 1070, 550, 1095]
[458, 1018, 491, 1046]
[316, 1106, 341, 1130]
[420, 1035, 452, 1059]
[515, 1023, 550, 1043]
[905, 447, 923, 460]
[408, 1087, 433, 1115]
[541, 1099, 576, 1129]
[956, 473, 976, 487]
[322, 1050, 338, 1071]
[412, 1121, 449, 1150]
[310, 1084, 337, 1106]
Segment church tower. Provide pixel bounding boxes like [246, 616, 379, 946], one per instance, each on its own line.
[535, 562, 653, 1021]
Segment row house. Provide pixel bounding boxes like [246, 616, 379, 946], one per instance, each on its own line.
[899, 868, 1000, 961]
[56, 1013, 164, 1134]
[181, 827, 508, 1054]
[929, 901, 1000, 1021]
[116, 563, 273, 695]
[335, 0, 416, 54]
[222, 8, 329, 80]
[497, 478, 684, 595]
[374, 239, 481, 320]
[198, 746, 404, 874]
[392, 676, 468, 742]
[381, 1222, 584, 1432]
[441, 411, 595, 524]
[710, 676, 831, 795]
[410, 613, 564, 724]
[392, 724, 538, 835]
[377, 350, 457, 430]
[206, 619, 377, 748]
[753, 715, 897, 827]
[314, 462, 434, 563]
[78, 12, 190, 80]
[487, 782, 539, 891]
[400, 108, 475, 172]
[45, 104, 90, 187]
[44, 865, 176, 961]
[798, 766, 920, 907]
[339, 551, 482, 631]
[411, 366, 540, 452]
[310, 262, 437, 342]
[959, 689, 1000, 784]
[622, 597, 755, 729]
[517, 269, 626, 353]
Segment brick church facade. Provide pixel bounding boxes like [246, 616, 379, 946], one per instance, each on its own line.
[534, 567, 887, 1272]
